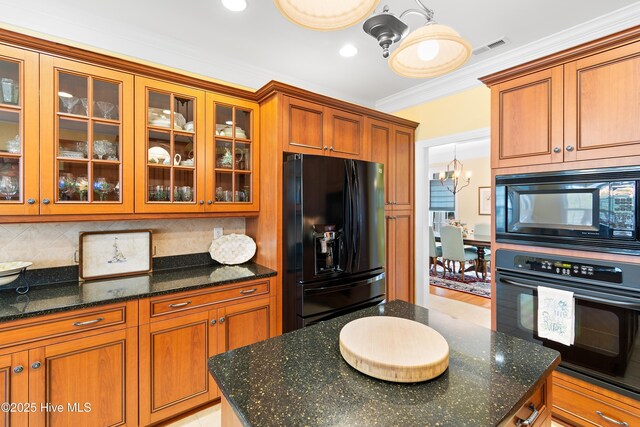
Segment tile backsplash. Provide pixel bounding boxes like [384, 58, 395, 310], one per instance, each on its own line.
[0, 218, 245, 269]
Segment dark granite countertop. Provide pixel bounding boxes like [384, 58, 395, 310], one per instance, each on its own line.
[209, 300, 560, 427]
[0, 262, 276, 322]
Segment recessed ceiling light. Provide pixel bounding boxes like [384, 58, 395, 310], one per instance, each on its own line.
[339, 44, 358, 58]
[222, 0, 247, 12]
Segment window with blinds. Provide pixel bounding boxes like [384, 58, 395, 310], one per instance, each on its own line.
[429, 179, 455, 211]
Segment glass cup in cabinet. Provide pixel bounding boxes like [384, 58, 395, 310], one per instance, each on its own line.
[58, 73, 87, 115]
[93, 79, 119, 120]
[0, 60, 20, 105]
[0, 174, 18, 200]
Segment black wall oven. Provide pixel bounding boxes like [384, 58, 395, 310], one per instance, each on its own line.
[495, 166, 640, 255]
[496, 249, 640, 399]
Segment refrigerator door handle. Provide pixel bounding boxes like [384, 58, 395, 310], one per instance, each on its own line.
[351, 161, 360, 272]
[344, 161, 354, 272]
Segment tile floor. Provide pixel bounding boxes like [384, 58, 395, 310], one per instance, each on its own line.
[166, 404, 220, 427]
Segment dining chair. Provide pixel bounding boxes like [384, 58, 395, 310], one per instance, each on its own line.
[428, 226, 443, 273]
[473, 223, 491, 279]
[439, 225, 478, 281]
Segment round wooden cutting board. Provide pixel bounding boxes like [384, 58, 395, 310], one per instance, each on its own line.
[339, 316, 449, 383]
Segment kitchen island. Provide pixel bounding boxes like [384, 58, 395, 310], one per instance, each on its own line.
[208, 300, 560, 426]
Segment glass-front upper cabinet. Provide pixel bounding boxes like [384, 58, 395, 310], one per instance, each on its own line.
[206, 93, 259, 212]
[135, 77, 205, 213]
[39, 55, 134, 214]
[0, 45, 38, 216]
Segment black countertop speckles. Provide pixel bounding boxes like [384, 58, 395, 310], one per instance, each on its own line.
[0, 263, 276, 322]
[208, 301, 560, 427]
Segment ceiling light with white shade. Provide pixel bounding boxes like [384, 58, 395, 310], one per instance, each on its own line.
[222, 0, 247, 12]
[273, 0, 380, 31]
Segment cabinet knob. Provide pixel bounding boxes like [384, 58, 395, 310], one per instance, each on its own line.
[210, 319, 217, 326]
[199, 200, 205, 205]
[31, 361, 41, 370]
[329, 146, 334, 151]
[323, 146, 328, 151]
[207, 200, 213, 205]
[13, 365, 23, 374]
[219, 317, 225, 323]
[27, 198, 36, 205]
[565, 145, 574, 152]
[42, 199, 50, 205]
[553, 147, 561, 153]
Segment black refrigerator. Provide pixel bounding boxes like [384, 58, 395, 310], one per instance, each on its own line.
[283, 154, 386, 332]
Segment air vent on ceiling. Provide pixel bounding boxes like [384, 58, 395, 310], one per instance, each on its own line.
[473, 37, 509, 55]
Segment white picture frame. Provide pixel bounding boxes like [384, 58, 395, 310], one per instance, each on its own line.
[478, 187, 492, 216]
[79, 230, 152, 281]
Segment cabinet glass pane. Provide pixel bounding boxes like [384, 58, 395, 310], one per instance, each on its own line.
[0, 157, 20, 200]
[93, 79, 119, 120]
[235, 142, 250, 171]
[59, 119, 88, 158]
[148, 167, 170, 202]
[174, 134, 194, 167]
[148, 130, 171, 165]
[148, 91, 171, 128]
[174, 96, 193, 131]
[93, 123, 120, 161]
[58, 162, 89, 202]
[236, 109, 251, 140]
[93, 164, 120, 202]
[215, 105, 233, 136]
[58, 73, 88, 115]
[0, 60, 19, 106]
[0, 110, 20, 154]
[215, 172, 233, 202]
[235, 173, 251, 202]
[173, 170, 194, 202]
[215, 139, 233, 169]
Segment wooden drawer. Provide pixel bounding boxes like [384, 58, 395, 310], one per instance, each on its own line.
[505, 377, 550, 427]
[553, 373, 640, 427]
[143, 281, 270, 322]
[0, 302, 132, 350]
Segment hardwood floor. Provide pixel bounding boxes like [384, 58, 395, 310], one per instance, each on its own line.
[429, 285, 492, 309]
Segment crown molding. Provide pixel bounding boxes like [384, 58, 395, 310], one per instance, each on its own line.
[375, 3, 640, 113]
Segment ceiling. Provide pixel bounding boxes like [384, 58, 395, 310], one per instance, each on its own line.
[1, 0, 639, 108]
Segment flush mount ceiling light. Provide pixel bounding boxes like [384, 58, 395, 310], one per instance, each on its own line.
[222, 0, 247, 12]
[364, 0, 472, 78]
[274, 0, 380, 31]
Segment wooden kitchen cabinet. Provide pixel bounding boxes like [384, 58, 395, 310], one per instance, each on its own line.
[367, 118, 414, 210]
[282, 96, 365, 160]
[552, 371, 640, 427]
[0, 44, 39, 216]
[138, 280, 275, 425]
[386, 211, 414, 302]
[206, 93, 260, 211]
[29, 328, 138, 427]
[0, 352, 29, 427]
[135, 76, 206, 213]
[490, 66, 564, 169]
[39, 55, 135, 214]
[564, 40, 640, 162]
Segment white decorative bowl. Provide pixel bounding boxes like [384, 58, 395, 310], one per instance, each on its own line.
[0, 261, 31, 286]
[209, 234, 256, 265]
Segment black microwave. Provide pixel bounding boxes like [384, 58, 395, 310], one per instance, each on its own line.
[495, 167, 640, 255]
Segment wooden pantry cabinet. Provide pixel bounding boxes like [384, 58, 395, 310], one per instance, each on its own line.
[485, 30, 640, 169]
[282, 96, 366, 160]
[385, 210, 414, 302]
[0, 301, 139, 427]
[138, 278, 275, 425]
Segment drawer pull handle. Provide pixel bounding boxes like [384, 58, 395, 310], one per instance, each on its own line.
[169, 300, 192, 309]
[240, 288, 257, 295]
[596, 411, 629, 426]
[73, 317, 104, 327]
[515, 404, 539, 427]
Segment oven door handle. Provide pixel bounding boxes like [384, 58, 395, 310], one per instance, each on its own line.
[498, 277, 640, 309]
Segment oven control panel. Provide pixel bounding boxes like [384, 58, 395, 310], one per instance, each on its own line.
[514, 255, 622, 284]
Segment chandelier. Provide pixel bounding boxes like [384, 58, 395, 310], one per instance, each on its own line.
[438, 146, 471, 195]
[273, 0, 472, 78]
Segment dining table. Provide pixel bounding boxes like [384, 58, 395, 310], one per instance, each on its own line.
[434, 232, 491, 278]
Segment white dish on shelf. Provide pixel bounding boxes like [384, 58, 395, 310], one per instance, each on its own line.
[184, 121, 194, 132]
[59, 150, 85, 159]
[148, 146, 170, 164]
[209, 234, 256, 265]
